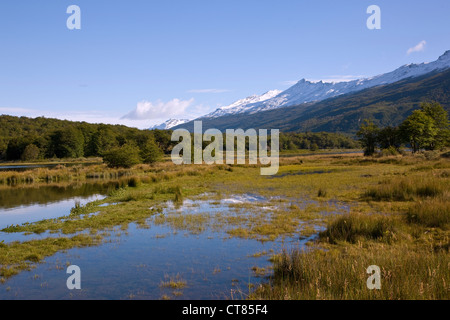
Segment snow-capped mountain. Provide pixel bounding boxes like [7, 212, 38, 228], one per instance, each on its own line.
[204, 90, 282, 118]
[202, 50, 450, 118]
[150, 119, 190, 130]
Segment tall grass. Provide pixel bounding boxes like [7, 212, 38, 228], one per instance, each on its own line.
[127, 176, 141, 188]
[406, 198, 450, 229]
[171, 185, 183, 203]
[251, 244, 449, 300]
[0, 165, 135, 186]
[364, 176, 445, 201]
[319, 213, 397, 244]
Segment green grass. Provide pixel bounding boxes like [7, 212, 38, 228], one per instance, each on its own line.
[159, 274, 187, 289]
[406, 197, 450, 229]
[250, 243, 449, 300]
[0, 150, 449, 300]
[0, 234, 103, 279]
[319, 213, 397, 244]
[364, 176, 446, 201]
[249, 152, 450, 300]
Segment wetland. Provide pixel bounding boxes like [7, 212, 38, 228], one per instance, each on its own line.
[0, 152, 448, 300]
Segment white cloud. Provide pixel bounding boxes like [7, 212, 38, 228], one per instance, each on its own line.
[122, 98, 195, 120]
[407, 41, 426, 55]
[0, 100, 203, 130]
[187, 89, 231, 93]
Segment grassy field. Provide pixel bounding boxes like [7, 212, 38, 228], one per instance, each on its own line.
[0, 150, 449, 299]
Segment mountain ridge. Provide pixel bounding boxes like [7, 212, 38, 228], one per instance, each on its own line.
[172, 68, 450, 134]
[197, 50, 450, 119]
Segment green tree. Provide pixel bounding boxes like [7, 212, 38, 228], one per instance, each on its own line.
[102, 144, 142, 168]
[357, 119, 380, 156]
[140, 137, 163, 164]
[6, 138, 27, 160]
[378, 126, 402, 150]
[420, 102, 450, 149]
[86, 126, 118, 157]
[21, 144, 40, 161]
[153, 129, 177, 154]
[400, 110, 437, 153]
[310, 143, 319, 152]
[0, 137, 7, 159]
[50, 127, 85, 158]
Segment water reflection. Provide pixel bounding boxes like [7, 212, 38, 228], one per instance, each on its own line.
[0, 182, 123, 230]
[0, 183, 117, 210]
[0, 195, 320, 300]
[0, 163, 100, 172]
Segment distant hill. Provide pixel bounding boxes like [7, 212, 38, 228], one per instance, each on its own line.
[173, 69, 450, 134]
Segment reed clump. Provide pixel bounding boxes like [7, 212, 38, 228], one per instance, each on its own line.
[364, 176, 445, 201]
[406, 197, 450, 229]
[319, 213, 397, 244]
[251, 244, 449, 300]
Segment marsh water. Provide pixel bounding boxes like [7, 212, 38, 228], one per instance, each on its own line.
[0, 163, 101, 172]
[0, 183, 118, 230]
[0, 181, 347, 300]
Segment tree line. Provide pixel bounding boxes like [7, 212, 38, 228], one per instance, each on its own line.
[0, 116, 174, 167]
[357, 102, 450, 156]
[279, 132, 359, 151]
[0, 115, 361, 163]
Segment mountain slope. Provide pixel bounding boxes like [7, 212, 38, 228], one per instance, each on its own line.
[150, 119, 190, 130]
[199, 50, 450, 119]
[205, 90, 282, 118]
[173, 68, 450, 134]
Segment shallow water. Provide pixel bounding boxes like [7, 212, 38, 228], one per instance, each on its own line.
[0, 223, 313, 300]
[0, 183, 118, 240]
[0, 195, 325, 300]
[0, 183, 116, 210]
[0, 183, 118, 230]
[0, 195, 105, 230]
[0, 162, 100, 172]
[269, 170, 334, 179]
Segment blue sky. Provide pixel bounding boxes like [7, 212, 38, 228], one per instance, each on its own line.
[0, 0, 449, 128]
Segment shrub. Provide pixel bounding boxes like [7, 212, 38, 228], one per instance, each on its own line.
[310, 143, 319, 152]
[140, 138, 163, 164]
[423, 150, 440, 160]
[102, 144, 142, 168]
[379, 146, 399, 157]
[21, 144, 40, 161]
